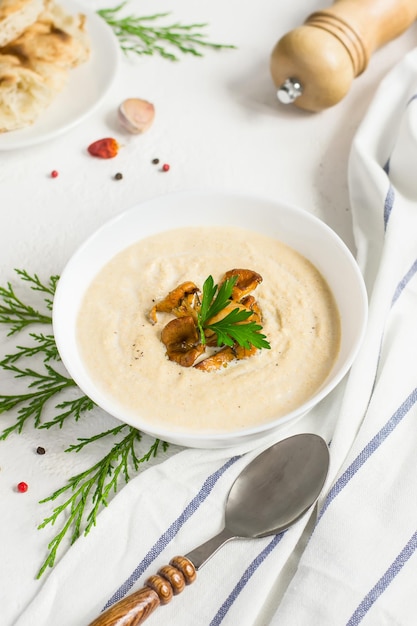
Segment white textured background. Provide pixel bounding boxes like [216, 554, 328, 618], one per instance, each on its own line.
[1, 0, 417, 623]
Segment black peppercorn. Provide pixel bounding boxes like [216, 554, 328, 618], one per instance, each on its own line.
[36, 446, 46, 455]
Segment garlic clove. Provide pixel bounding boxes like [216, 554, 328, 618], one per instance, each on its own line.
[118, 98, 155, 134]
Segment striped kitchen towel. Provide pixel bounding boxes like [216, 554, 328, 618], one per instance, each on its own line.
[271, 48, 417, 626]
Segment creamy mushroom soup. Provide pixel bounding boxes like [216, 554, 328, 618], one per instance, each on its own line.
[76, 226, 341, 432]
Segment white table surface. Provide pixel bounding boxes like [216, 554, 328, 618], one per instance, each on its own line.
[1, 1, 417, 623]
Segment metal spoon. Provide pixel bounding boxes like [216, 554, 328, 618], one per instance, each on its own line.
[89, 433, 329, 626]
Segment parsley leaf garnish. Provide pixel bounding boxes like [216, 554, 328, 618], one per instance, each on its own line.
[197, 274, 271, 350]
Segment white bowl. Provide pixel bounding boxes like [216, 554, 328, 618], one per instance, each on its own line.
[53, 190, 367, 448]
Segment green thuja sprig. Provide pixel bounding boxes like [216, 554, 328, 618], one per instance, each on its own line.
[0, 269, 168, 577]
[98, 3, 236, 60]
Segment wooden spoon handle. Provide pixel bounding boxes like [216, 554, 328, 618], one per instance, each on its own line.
[88, 556, 196, 626]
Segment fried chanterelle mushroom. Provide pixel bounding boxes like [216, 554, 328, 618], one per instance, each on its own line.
[160, 316, 205, 367]
[149, 269, 269, 371]
[149, 281, 199, 324]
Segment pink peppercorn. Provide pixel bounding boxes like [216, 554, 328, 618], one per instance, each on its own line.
[162, 163, 170, 172]
[51, 170, 59, 178]
[17, 482, 28, 492]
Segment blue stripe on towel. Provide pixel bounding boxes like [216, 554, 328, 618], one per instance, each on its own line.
[346, 529, 417, 625]
[391, 258, 417, 306]
[384, 183, 395, 230]
[318, 387, 417, 521]
[209, 532, 285, 626]
[102, 455, 240, 610]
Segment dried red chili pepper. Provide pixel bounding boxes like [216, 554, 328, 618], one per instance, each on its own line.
[87, 138, 119, 159]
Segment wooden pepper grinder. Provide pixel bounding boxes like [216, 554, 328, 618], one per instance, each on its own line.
[270, 0, 417, 111]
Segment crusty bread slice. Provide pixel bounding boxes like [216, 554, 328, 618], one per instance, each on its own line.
[0, 0, 45, 47]
[0, 0, 90, 132]
[0, 53, 54, 131]
[2, 7, 90, 70]
[41, 0, 90, 64]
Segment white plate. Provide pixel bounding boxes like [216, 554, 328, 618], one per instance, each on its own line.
[0, 0, 120, 150]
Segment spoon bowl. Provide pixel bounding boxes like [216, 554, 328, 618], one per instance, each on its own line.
[226, 431, 329, 538]
[89, 433, 329, 626]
